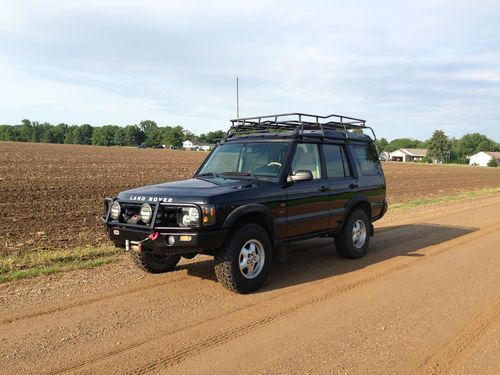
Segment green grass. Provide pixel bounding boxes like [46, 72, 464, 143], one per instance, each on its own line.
[0, 246, 122, 283]
[389, 188, 500, 211]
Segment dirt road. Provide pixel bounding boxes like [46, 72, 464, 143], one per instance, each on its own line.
[1, 195, 499, 374]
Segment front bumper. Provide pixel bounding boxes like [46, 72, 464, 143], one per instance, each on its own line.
[106, 225, 228, 255]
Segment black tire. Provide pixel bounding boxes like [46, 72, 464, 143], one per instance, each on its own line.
[335, 208, 370, 259]
[214, 223, 272, 293]
[133, 251, 181, 274]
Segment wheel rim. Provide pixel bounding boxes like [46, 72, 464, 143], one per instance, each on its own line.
[239, 239, 265, 279]
[352, 219, 367, 249]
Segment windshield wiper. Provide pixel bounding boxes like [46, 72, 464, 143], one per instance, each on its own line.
[197, 172, 219, 179]
[218, 171, 260, 180]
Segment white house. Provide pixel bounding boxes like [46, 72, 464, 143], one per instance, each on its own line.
[379, 151, 390, 161]
[182, 140, 212, 151]
[197, 144, 212, 151]
[182, 140, 194, 149]
[389, 148, 428, 162]
[468, 151, 500, 166]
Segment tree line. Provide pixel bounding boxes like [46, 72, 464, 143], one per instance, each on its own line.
[374, 130, 500, 164]
[0, 119, 226, 148]
[1, 120, 498, 164]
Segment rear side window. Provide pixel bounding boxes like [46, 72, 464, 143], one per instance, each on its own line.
[323, 144, 351, 178]
[352, 144, 381, 176]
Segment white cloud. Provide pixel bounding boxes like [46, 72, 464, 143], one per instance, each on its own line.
[0, 0, 499, 140]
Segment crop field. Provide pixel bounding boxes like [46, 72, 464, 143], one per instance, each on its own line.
[1, 141, 500, 375]
[1, 141, 499, 254]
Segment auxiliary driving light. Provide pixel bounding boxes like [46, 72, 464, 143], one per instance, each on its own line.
[110, 201, 121, 220]
[140, 203, 153, 223]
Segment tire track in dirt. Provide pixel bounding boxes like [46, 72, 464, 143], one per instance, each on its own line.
[417, 299, 500, 375]
[4, 197, 497, 327]
[0, 264, 214, 325]
[48, 222, 500, 375]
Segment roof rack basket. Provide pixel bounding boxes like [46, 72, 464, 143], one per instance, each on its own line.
[226, 113, 376, 140]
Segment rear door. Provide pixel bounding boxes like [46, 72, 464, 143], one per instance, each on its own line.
[285, 143, 331, 237]
[321, 143, 357, 230]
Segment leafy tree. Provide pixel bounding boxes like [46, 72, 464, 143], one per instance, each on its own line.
[487, 157, 498, 167]
[30, 121, 42, 143]
[204, 130, 225, 144]
[51, 123, 68, 144]
[123, 125, 143, 146]
[0, 125, 21, 141]
[183, 130, 196, 142]
[20, 119, 33, 142]
[39, 122, 53, 143]
[139, 120, 161, 147]
[92, 125, 119, 146]
[65, 126, 79, 144]
[374, 138, 389, 154]
[162, 126, 184, 148]
[386, 138, 426, 152]
[452, 133, 499, 163]
[113, 128, 126, 146]
[427, 130, 451, 163]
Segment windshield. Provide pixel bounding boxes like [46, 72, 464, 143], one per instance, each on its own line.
[198, 142, 289, 179]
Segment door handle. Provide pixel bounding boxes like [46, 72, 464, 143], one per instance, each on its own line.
[349, 183, 358, 189]
[319, 186, 330, 192]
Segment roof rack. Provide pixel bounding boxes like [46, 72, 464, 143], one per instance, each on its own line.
[226, 113, 376, 141]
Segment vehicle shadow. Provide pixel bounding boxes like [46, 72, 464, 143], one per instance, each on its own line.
[183, 223, 477, 290]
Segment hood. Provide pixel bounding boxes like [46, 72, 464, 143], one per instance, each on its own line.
[116, 177, 266, 204]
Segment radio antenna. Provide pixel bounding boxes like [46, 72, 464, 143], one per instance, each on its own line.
[236, 77, 240, 118]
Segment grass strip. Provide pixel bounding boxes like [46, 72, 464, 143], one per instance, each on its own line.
[0, 246, 122, 283]
[389, 188, 500, 211]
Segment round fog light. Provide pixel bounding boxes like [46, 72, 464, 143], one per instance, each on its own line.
[140, 204, 153, 223]
[167, 236, 175, 246]
[110, 202, 121, 220]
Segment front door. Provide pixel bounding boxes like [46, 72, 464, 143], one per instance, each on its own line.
[285, 143, 330, 237]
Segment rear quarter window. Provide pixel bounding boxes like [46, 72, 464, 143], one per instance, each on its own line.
[352, 144, 382, 176]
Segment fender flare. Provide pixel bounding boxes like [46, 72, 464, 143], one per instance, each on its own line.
[223, 204, 276, 240]
[341, 195, 372, 228]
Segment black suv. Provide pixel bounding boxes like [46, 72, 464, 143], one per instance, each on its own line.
[103, 113, 387, 293]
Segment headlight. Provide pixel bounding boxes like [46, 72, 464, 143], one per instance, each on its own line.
[179, 207, 200, 227]
[140, 204, 153, 223]
[110, 201, 121, 220]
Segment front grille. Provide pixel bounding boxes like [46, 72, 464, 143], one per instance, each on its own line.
[109, 202, 184, 228]
[156, 207, 182, 227]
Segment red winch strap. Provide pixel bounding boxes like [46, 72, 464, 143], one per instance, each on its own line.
[148, 232, 159, 241]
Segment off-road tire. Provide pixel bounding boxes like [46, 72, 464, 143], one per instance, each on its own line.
[214, 223, 272, 293]
[335, 208, 370, 259]
[133, 252, 181, 274]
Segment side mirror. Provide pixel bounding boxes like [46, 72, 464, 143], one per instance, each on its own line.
[287, 170, 313, 183]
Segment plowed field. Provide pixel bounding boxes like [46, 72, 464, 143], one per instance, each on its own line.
[1, 141, 499, 253]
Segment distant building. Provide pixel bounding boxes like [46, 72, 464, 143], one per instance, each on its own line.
[182, 140, 194, 150]
[468, 151, 500, 166]
[182, 140, 212, 151]
[389, 148, 428, 162]
[379, 151, 390, 161]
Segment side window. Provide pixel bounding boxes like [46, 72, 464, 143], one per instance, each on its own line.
[291, 143, 321, 179]
[352, 144, 381, 176]
[323, 144, 352, 178]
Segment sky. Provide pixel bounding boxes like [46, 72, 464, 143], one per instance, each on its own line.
[0, 0, 499, 141]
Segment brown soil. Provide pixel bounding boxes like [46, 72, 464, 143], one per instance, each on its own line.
[0, 141, 499, 254]
[0, 195, 498, 374]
